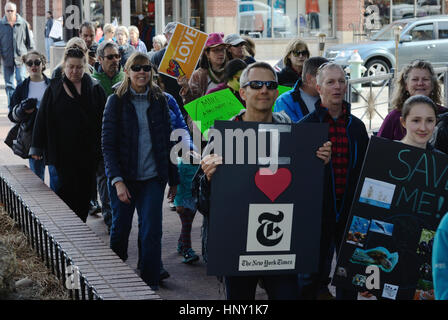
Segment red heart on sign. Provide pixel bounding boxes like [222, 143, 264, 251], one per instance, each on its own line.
[255, 168, 292, 202]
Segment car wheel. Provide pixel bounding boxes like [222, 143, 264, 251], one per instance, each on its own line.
[365, 59, 390, 86]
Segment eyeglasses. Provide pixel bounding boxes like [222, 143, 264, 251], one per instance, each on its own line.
[130, 64, 152, 72]
[26, 60, 42, 67]
[104, 54, 121, 60]
[292, 50, 309, 57]
[242, 80, 278, 90]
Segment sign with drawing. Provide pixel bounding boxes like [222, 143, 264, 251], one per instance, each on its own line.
[332, 136, 448, 300]
[206, 120, 328, 276]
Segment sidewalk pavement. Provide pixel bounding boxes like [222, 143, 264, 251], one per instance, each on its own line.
[0, 73, 270, 300]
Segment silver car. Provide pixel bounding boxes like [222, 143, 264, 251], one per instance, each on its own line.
[324, 15, 448, 82]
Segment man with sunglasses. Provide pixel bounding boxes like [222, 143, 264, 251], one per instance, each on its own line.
[90, 40, 124, 231]
[275, 56, 329, 123]
[194, 62, 332, 300]
[0, 1, 35, 105]
[298, 62, 369, 300]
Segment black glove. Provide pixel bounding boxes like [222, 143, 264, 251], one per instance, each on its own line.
[21, 98, 37, 111]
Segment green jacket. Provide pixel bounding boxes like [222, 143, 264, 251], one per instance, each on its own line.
[91, 66, 124, 97]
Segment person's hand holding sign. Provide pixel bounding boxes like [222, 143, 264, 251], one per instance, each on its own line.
[201, 154, 223, 181]
[177, 75, 189, 90]
[316, 141, 332, 165]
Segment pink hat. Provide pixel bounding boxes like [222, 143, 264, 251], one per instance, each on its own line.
[205, 32, 227, 48]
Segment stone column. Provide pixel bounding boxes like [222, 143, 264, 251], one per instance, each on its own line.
[32, 0, 46, 54]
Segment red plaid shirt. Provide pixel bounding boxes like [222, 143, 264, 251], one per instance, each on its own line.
[324, 105, 349, 200]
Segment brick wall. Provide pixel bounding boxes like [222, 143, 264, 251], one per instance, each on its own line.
[336, 0, 363, 32]
[206, 0, 237, 17]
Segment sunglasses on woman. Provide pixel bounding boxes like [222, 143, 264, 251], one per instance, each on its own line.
[26, 60, 42, 67]
[130, 64, 152, 72]
[242, 80, 278, 90]
[292, 50, 309, 57]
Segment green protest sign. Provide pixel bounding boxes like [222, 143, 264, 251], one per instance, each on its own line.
[183, 89, 244, 139]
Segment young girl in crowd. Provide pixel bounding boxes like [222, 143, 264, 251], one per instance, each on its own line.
[175, 152, 200, 264]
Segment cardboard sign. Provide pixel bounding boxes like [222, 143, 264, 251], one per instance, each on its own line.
[183, 89, 245, 139]
[159, 23, 208, 80]
[206, 120, 328, 276]
[332, 136, 448, 300]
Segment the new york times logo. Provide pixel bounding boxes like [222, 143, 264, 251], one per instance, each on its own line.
[256, 211, 284, 247]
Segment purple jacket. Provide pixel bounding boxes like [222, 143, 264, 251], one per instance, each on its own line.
[378, 104, 448, 140]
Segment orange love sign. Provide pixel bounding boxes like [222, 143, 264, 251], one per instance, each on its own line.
[159, 23, 208, 80]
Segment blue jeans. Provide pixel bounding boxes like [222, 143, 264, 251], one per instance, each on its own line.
[45, 37, 54, 62]
[29, 158, 45, 181]
[28, 160, 59, 193]
[3, 64, 26, 106]
[108, 177, 165, 287]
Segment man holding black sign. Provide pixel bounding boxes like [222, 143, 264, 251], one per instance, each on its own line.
[299, 62, 370, 299]
[196, 62, 332, 300]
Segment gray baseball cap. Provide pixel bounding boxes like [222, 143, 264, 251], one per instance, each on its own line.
[164, 22, 177, 35]
[224, 33, 246, 46]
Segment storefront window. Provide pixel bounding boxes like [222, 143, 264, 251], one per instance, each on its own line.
[111, 0, 121, 25]
[364, 0, 443, 35]
[238, 0, 334, 38]
[90, 0, 104, 26]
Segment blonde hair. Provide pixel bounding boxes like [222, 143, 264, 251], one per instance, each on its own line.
[103, 23, 115, 34]
[116, 52, 162, 99]
[128, 25, 139, 37]
[391, 60, 441, 111]
[60, 37, 89, 74]
[116, 26, 129, 39]
[283, 38, 310, 67]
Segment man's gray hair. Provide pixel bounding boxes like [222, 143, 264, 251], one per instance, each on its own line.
[240, 61, 278, 88]
[316, 62, 346, 86]
[5, 1, 17, 10]
[97, 40, 119, 58]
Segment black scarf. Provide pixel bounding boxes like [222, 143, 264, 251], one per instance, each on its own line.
[62, 74, 100, 162]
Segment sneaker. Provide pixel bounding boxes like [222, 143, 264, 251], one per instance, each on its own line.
[177, 242, 183, 255]
[169, 201, 176, 211]
[88, 200, 101, 215]
[182, 248, 199, 264]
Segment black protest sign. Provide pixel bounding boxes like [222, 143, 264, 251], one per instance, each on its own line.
[206, 120, 328, 276]
[332, 136, 448, 300]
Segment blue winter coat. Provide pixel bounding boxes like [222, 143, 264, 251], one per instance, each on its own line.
[102, 88, 180, 187]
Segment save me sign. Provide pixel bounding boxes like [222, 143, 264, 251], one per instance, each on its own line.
[332, 136, 448, 300]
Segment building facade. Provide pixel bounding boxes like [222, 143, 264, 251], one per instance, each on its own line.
[1, 0, 448, 60]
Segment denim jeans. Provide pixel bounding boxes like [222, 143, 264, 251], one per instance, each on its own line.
[3, 64, 26, 106]
[45, 37, 54, 62]
[108, 177, 165, 287]
[29, 158, 45, 181]
[28, 160, 59, 193]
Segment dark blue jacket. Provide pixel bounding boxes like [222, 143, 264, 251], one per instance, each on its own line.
[8, 76, 51, 123]
[102, 88, 179, 187]
[299, 99, 369, 228]
[274, 79, 312, 122]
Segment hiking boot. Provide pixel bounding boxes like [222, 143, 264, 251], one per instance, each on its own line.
[182, 248, 199, 264]
[160, 268, 170, 281]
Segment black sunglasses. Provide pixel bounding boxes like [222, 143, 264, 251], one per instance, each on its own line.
[26, 59, 42, 67]
[292, 50, 309, 57]
[130, 64, 152, 72]
[105, 54, 121, 60]
[242, 80, 278, 90]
